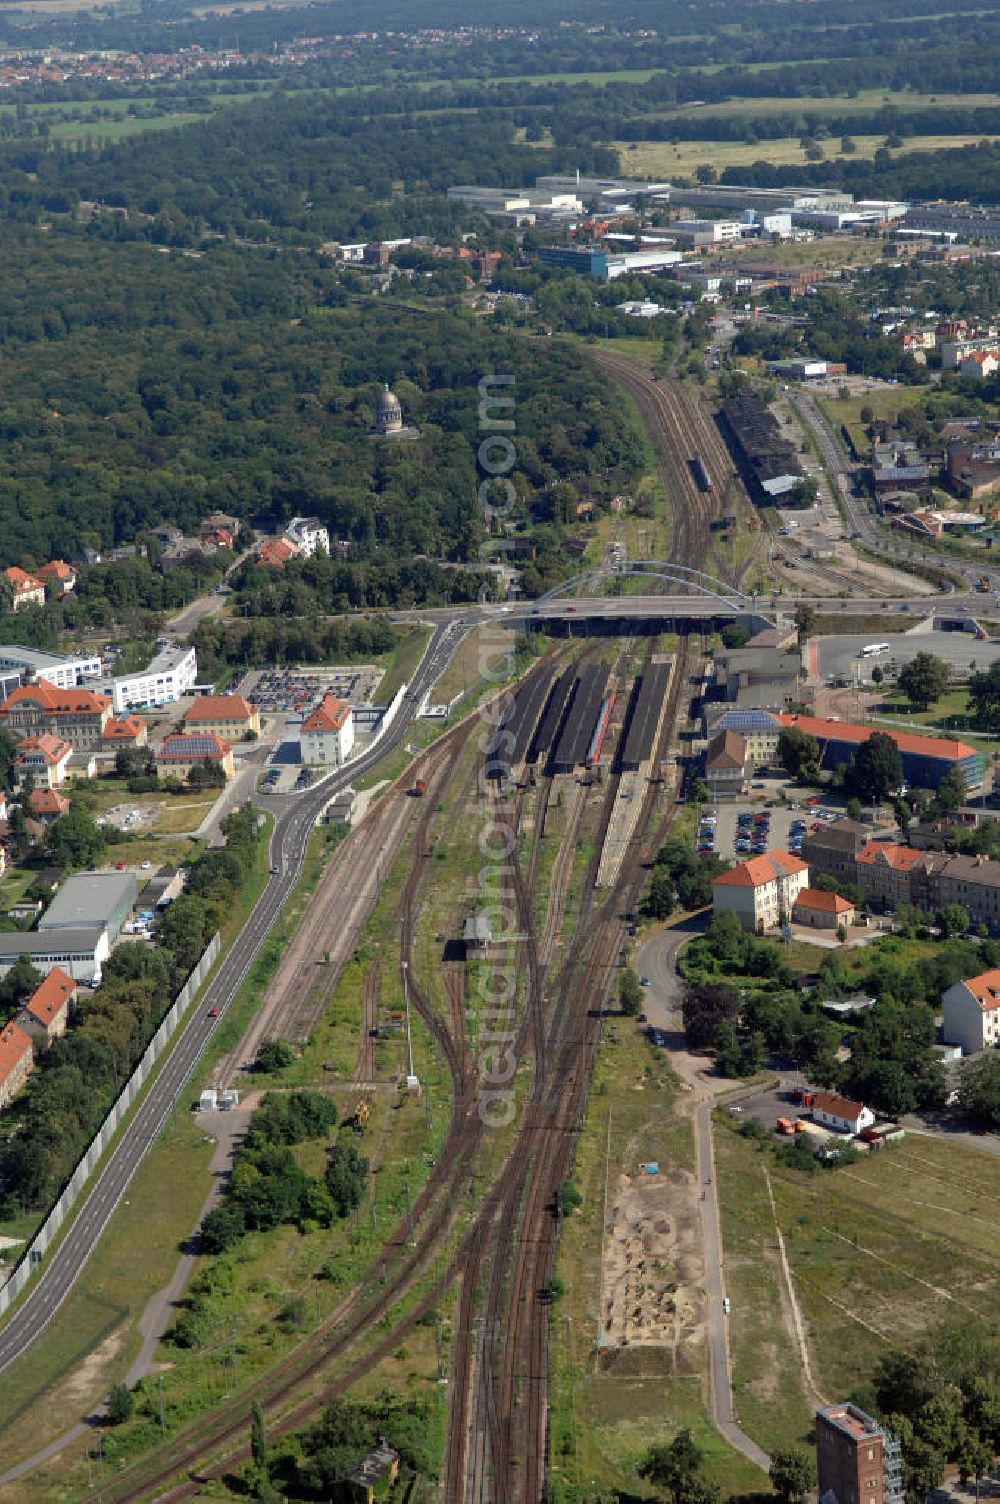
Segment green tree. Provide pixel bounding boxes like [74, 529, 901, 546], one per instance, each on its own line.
[255, 1038, 295, 1073]
[966, 661, 1000, 726]
[769, 1446, 817, 1504]
[936, 903, 969, 938]
[200, 1202, 247, 1254]
[794, 604, 816, 645]
[849, 732, 904, 802]
[324, 1140, 368, 1217]
[682, 981, 741, 1050]
[619, 966, 643, 1016]
[898, 652, 949, 712]
[557, 1180, 582, 1216]
[639, 1429, 719, 1504]
[956, 1052, 1000, 1128]
[933, 764, 968, 815]
[251, 1400, 268, 1471]
[777, 726, 820, 779]
[106, 1382, 134, 1426]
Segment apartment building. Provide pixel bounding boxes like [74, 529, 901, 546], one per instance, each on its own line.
[941, 968, 1000, 1054]
[712, 850, 809, 933]
[18, 965, 75, 1045]
[284, 517, 330, 557]
[300, 694, 355, 768]
[800, 820, 870, 885]
[14, 734, 74, 789]
[155, 733, 235, 781]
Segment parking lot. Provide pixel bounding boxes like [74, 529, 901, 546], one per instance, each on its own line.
[816, 629, 1000, 686]
[698, 775, 847, 863]
[243, 665, 383, 715]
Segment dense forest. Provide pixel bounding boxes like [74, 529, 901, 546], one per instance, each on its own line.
[0, 236, 643, 568]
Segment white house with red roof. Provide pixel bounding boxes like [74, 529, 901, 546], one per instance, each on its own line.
[792, 887, 856, 930]
[18, 965, 75, 1044]
[958, 349, 1000, 380]
[300, 694, 354, 768]
[810, 1090, 874, 1135]
[941, 968, 1000, 1054]
[14, 733, 74, 789]
[3, 567, 46, 612]
[712, 849, 809, 933]
[37, 559, 77, 594]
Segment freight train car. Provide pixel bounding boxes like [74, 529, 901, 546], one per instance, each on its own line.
[692, 453, 713, 493]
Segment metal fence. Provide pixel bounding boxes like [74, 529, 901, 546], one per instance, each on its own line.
[0, 933, 221, 1316]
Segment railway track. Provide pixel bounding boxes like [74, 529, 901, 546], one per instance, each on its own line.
[446, 636, 692, 1504]
[92, 623, 691, 1504]
[588, 353, 719, 578]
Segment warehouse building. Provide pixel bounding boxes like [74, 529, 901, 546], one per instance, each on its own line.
[776, 714, 984, 791]
[537, 245, 682, 281]
[39, 871, 138, 944]
[0, 928, 110, 983]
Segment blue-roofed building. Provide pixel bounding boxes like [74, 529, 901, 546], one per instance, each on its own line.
[702, 707, 780, 768]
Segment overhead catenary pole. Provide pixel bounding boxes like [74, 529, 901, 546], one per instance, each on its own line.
[401, 959, 417, 1085]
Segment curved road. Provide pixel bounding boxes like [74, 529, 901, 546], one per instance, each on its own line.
[0, 618, 468, 1377]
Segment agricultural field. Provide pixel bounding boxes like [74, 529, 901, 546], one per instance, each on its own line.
[617, 134, 1000, 180]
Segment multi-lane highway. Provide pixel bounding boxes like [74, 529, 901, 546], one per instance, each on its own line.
[0, 617, 467, 1377]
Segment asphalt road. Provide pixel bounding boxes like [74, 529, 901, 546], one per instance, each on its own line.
[795, 392, 1000, 597]
[0, 617, 467, 1377]
[635, 922, 771, 1474]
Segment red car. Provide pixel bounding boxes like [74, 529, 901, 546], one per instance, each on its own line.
[207, 1007, 220, 1019]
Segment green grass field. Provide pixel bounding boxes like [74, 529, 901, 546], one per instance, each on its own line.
[717, 1121, 1000, 1429]
[549, 1022, 768, 1499]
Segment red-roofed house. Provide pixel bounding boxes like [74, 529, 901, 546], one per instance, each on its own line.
[258, 537, 300, 569]
[0, 1021, 33, 1108]
[792, 886, 856, 930]
[810, 1090, 874, 1135]
[37, 559, 77, 594]
[3, 566, 46, 612]
[14, 734, 74, 789]
[155, 733, 235, 781]
[185, 695, 260, 739]
[712, 849, 809, 933]
[300, 695, 354, 768]
[959, 349, 1000, 380]
[99, 714, 148, 753]
[28, 788, 70, 823]
[18, 965, 75, 1044]
[942, 968, 1000, 1053]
